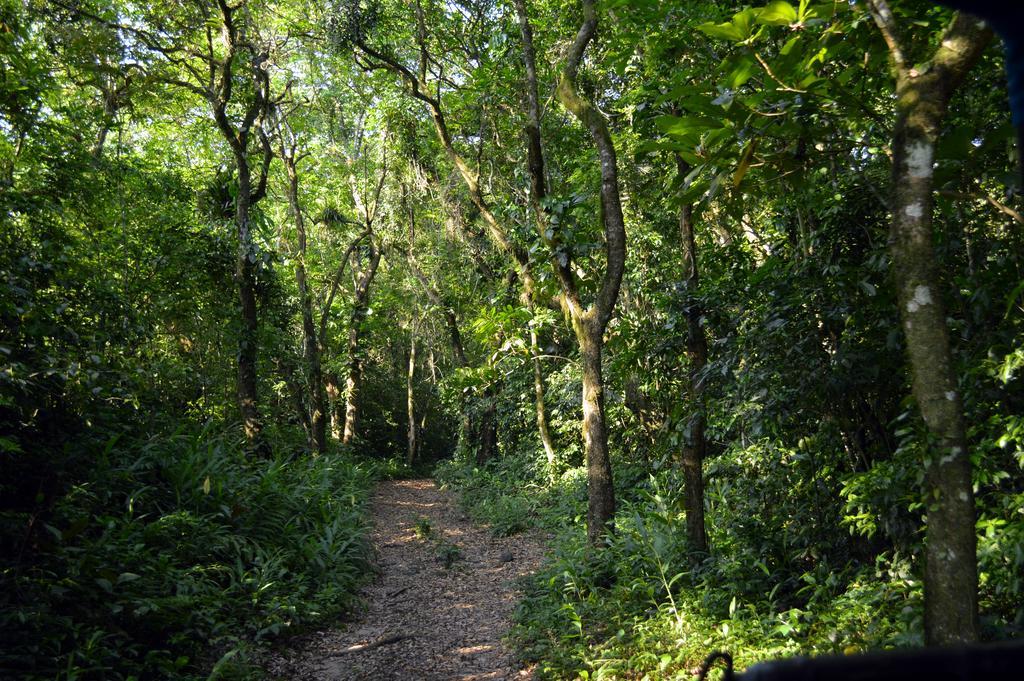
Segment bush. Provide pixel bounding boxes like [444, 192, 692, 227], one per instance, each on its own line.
[0, 423, 376, 680]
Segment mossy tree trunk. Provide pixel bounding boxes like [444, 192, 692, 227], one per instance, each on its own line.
[867, 1, 991, 645]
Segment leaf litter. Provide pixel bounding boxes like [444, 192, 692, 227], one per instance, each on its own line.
[265, 479, 546, 680]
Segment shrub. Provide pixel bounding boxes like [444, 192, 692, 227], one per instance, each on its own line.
[0, 423, 376, 680]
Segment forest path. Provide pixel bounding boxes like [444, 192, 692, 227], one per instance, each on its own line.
[267, 479, 545, 680]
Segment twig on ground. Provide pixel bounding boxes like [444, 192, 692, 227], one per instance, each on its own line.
[327, 633, 413, 656]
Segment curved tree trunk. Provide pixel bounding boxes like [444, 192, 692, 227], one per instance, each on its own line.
[867, 2, 990, 645]
[515, 0, 626, 544]
[556, 1, 627, 544]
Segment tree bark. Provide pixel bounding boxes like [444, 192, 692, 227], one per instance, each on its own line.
[342, 241, 381, 445]
[326, 371, 343, 441]
[278, 356, 311, 439]
[676, 157, 709, 556]
[867, 1, 991, 645]
[407, 329, 417, 466]
[281, 141, 327, 455]
[513, 0, 626, 543]
[475, 384, 499, 466]
[531, 320, 557, 476]
[234, 159, 262, 444]
[554, 0, 627, 544]
[579, 323, 615, 543]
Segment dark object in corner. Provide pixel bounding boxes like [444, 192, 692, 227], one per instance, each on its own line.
[737, 640, 1024, 681]
[699, 651, 734, 681]
[934, 1, 1024, 185]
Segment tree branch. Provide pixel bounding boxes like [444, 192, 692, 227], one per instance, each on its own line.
[865, 0, 907, 75]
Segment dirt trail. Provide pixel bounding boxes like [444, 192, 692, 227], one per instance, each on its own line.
[267, 479, 546, 680]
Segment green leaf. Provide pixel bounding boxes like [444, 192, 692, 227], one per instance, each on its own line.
[780, 35, 802, 56]
[725, 53, 758, 88]
[654, 115, 720, 139]
[698, 9, 759, 42]
[758, 1, 798, 26]
[697, 20, 745, 42]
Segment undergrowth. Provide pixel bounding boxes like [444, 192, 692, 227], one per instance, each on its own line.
[437, 441, 1024, 680]
[0, 423, 380, 679]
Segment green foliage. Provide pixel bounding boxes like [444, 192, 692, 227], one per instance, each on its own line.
[436, 454, 583, 537]
[0, 424, 377, 679]
[435, 540, 463, 569]
[414, 515, 433, 539]
[444, 448, 921, 679]
[5, 0, 1024, 677]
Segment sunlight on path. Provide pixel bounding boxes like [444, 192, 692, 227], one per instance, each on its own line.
[267, 479, 546, 680]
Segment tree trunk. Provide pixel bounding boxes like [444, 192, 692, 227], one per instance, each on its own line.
[891, 112, 978, 646]
[554, 1, 627, 544]
[579, 322, 615, 545]
[319, 231, 371, 444]
[342, 325, 363, 446]
[531, 321, 557, 477]
[326, 371, 343, 441]
[407, 330, 417, 466]
[278, 357, 311, 440]
[203, 0, 272, 450]
[283, 153, 327, 455]
[342, 243, 381, 446]
[677, 166, 709, 556]
[475, 384, 499, 466]
[234, 159, 262, 444]
[866, 3, 991, 645]
[513, 0, 625, 543]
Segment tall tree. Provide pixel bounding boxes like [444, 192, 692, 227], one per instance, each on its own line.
[274, 101, 328, 454]
[515, 0, 627, 542]
[675, 156, 709, 556]
[337, 0, 547, 462]
[58, 0, 278, 444]
[202, 0, 274, 445]
[513, 0, 558, 478]
[866, 0, 991, 645]
[341, 155, 387, 445]
[406, 319, 418, 465]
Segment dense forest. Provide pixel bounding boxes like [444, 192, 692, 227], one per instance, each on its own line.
[2, 0, 1023, 678]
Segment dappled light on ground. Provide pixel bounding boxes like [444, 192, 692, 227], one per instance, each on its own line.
[267, 479, 545, 679]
